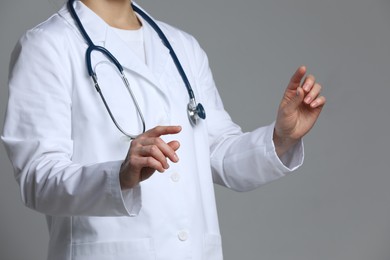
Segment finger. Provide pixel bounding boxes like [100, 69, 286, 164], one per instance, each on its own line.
[287, 65, 307, 90]
[168, 140, 180, 152]
[301, 74, 316, 92]
[309, 95, 326, 108]
[148, 137, 179, 162]
[138, 144, 170, 170]
[281, 86, 305, 116]
[137, 137, 179, 166]
[304, 82, 322, 104]
[130, 126, 181, 165]
[143, 125, 182, 138]
[288, 86, 305, 111]
[132, 156, 166, 173]
[168, 140, 180, 162]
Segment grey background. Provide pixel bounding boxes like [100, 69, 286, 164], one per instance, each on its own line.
[1, 0, 389, 259]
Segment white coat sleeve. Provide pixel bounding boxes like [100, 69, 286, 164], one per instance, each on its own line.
[191, 40, 304, 192]
[1, 28, 141, 217]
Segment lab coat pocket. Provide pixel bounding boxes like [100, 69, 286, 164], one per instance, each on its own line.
[71, 239, 156, 260]
[203, 234, 223, 260]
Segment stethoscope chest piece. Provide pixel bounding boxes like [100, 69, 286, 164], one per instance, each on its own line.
[187, 99, 206, 126]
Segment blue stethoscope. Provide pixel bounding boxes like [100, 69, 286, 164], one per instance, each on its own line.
[67, 0, 206, 139]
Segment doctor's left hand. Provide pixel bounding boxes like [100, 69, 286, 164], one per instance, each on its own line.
[119, 126, 182, 190]
[273, 66, 326, 156]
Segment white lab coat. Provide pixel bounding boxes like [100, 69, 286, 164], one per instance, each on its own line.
[2, 1, 303, 259]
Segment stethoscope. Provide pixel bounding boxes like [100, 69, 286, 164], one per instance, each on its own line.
[67, 0, 206, 139]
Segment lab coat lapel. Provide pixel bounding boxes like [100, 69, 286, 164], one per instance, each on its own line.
[132, 2, 172, 84]
[141, 17, 172, 84]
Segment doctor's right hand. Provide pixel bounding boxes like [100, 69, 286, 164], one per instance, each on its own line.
[119, 125, 182, 190]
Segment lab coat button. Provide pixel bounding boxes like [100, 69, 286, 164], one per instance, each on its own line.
[171, 172, 181, 182]
[178, 230, 188, 241]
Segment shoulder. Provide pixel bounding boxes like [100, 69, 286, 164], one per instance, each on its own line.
[23, 13, 66, 42]
[9, 11, 76, 90]
[10, 10, 77, 74]
[14, 10, 77, 59]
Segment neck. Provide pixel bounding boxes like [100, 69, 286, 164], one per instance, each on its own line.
[81, 0, 141, 30]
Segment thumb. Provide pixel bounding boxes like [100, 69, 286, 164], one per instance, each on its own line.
[285, 86, 305, 112]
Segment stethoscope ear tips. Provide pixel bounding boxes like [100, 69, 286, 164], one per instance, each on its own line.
[188, 101, 206, 126]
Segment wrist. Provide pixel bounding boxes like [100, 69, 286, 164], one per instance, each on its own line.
[119, 161, 134, 190]
[273, 129, 299, 157]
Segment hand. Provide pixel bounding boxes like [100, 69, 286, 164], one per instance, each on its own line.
[119, 125, 182, 189]
[274, 66, 326, 156]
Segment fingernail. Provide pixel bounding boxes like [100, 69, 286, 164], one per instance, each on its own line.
[303, 83, 310, 91]
[311, 101, 318, 107]
[305, 96, 312, 103]
[174, 154, 179, 162]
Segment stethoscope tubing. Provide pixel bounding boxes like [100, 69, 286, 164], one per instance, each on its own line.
[67, 0, 206, 138]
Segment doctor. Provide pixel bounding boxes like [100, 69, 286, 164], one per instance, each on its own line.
[2, 0, 325, 259]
